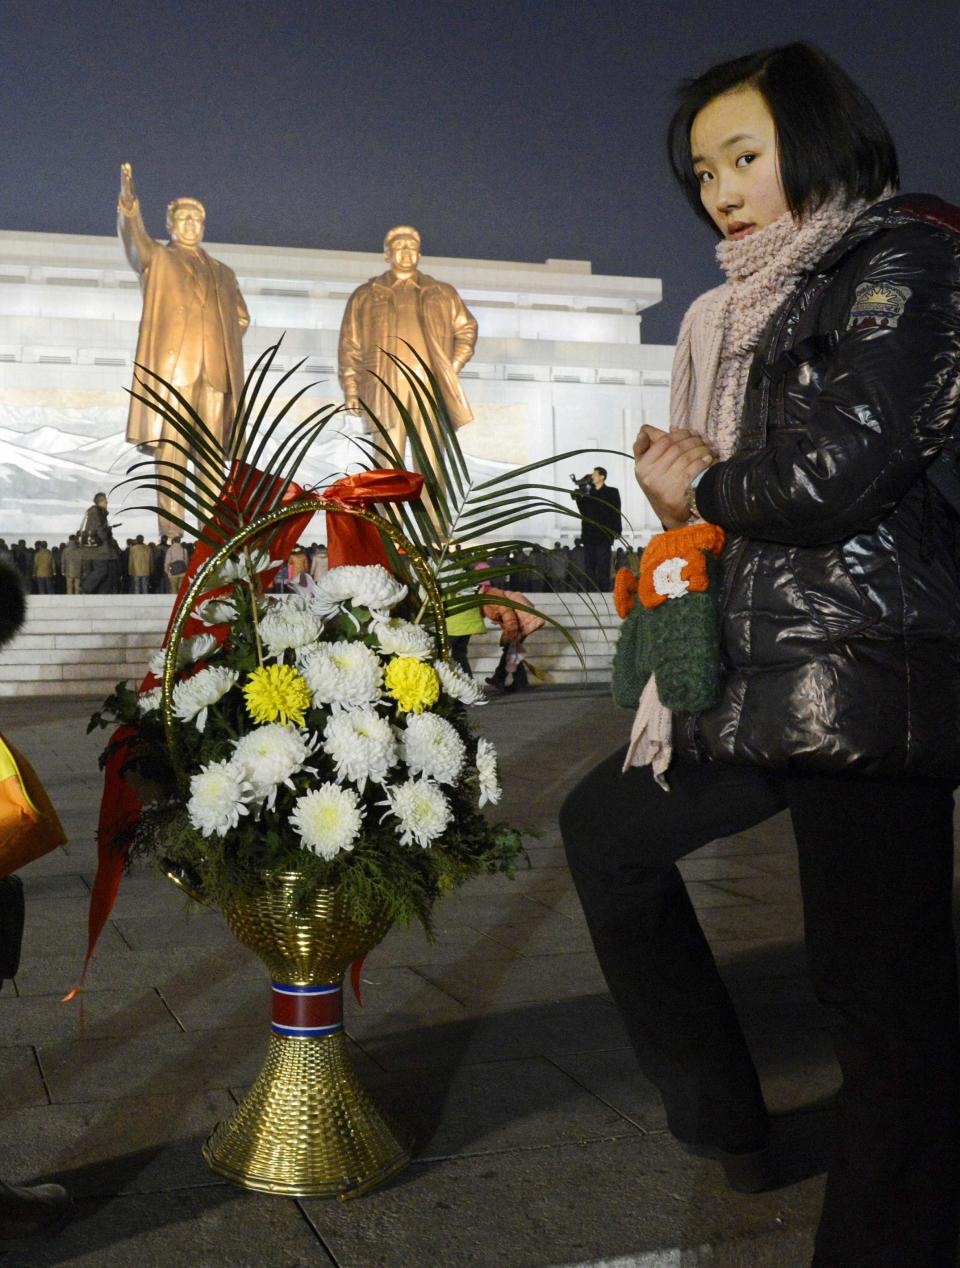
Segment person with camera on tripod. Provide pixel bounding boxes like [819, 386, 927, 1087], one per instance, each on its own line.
[571, 467, 622, 592]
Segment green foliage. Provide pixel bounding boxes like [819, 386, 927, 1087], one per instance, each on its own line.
[88, 680, 140, 733]
[356, 345, 626, 652]
[115, 340, 343, 551]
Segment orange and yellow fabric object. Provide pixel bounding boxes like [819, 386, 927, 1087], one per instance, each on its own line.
[0, 734, 66, 878]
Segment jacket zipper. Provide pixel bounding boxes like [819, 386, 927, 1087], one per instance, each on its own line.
[759, 287, 807, 447]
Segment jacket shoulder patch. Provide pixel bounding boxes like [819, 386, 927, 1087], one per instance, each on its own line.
[847, 280, 912, 330]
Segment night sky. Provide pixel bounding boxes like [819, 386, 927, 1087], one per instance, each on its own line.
[3, 0, 959, 342]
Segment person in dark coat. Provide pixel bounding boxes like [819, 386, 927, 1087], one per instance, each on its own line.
[561, 42, 960, 1268]
[79, 494, 120, 594]
[573, 467, 621, 591]
[11, 541, 31, 589]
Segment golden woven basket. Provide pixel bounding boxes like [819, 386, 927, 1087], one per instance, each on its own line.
[203, 876, 407, 1198]
[159, 498, 444, 1198]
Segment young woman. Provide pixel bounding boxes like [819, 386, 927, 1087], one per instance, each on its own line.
[561, 43, 960, 1268]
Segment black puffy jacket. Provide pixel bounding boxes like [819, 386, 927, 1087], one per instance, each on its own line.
[690, 195, 960, 779]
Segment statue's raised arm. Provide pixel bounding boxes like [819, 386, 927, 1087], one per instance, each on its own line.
[117, 162, 157, 276]
[119, 162, 136, 212]
[116, 167, 249, 536]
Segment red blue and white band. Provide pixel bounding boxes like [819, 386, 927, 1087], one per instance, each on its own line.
[271, 982, 343, 1037]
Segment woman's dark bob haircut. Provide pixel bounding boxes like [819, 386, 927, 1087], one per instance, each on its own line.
[667, 43, 899, 234]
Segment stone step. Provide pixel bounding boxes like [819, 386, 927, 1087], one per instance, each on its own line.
[1, 592, 625, 698]
[0, 668, 613, 698]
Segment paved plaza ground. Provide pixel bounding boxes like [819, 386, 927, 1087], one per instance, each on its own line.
[1, 684, 944, 1267]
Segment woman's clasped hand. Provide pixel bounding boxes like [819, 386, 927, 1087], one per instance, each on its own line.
[632, 426, 714, 528]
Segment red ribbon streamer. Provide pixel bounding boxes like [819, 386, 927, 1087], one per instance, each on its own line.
[350, 955, 367, 1007]
[69, 465, 423, 1001]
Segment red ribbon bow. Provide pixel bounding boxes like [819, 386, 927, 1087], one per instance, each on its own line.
[323, 469, 423, 569]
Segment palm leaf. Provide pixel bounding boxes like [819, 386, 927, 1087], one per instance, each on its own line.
[226, 339, 286, 461]
[356, 352, 628, 666]
[114, 334, 626, 677]
[131, 365, 229, 475]
[113, 340, 341, 541]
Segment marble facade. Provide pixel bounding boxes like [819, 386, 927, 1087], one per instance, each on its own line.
[0, 229, 673, 544]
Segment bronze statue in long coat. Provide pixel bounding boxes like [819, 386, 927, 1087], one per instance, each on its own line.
[117, 164, 249, 532]
[338, 226, 478, 467]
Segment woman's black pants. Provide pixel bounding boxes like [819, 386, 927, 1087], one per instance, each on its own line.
[559, 746, 960, 1268]
[449, 635, 473, 677]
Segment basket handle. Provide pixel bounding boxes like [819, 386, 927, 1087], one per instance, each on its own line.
[160, 497, 448, 746]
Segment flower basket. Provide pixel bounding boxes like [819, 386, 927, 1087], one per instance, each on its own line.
[85, 341, 607, 1198]
[102, 496, 522, 1199]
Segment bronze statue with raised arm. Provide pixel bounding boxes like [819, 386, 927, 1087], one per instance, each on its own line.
[117, 163, 250, 534]
[338, 226, 478, 470]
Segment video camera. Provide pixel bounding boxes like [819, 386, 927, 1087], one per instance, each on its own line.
[570, 472, 595, 496]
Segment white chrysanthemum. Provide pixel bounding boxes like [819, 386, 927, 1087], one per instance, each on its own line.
[137, 686, 162, 715]
[149, 644, 186, 679]
[183, 632, 219, 664]
[231, 723, 318, 809]
[194, 598, 237, 627]
[270, 589, 310, 611]
[475, 737, 502, 807]
[147, 632, 219, 680]
[323, 707, 398, 791]
[314, 564, 408, 614]
[305, 585, 346, 621]
[372, 616, 434, 661]
[187, 760, 253, 838]
[290, 783, 364, 860]
[223, 547, 276, 581]
[401, 713, 466, 786]
[259, 606, 324, 660]
[652, 557, 689, 600]
[381, 778, 452, 848]
[300, 641, 383, 709]
[172, 666, 239, 730]
[207, 548, 284, 589]
[435, 659, 487, 707]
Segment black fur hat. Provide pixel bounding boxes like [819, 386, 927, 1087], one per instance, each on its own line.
[0, 559, 26, 649]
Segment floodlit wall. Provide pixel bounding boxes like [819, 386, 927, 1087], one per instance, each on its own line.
[0, 229, 674, 545]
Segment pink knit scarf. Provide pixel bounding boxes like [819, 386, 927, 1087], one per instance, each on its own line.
[625, 194, 872, 784]
[670, 193, 871, 458]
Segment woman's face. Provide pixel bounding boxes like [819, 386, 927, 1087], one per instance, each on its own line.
[690, 85, 790, 240]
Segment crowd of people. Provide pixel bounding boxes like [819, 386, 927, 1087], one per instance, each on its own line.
[485, 539, 634, 594]
[0, 532, 193, 596]
[0, 465, 631, 600]
[0, 531, 638, 598]
[0, 532, 332, 596]
[0, 462, 632, 600]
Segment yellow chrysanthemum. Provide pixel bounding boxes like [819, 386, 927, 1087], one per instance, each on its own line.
[384, 657, 440, 714]
[244, 663, 312, 727]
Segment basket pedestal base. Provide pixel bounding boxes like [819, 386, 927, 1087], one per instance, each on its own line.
[201, 880, 411, 1198]
[203, 1029, 411, 1199]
